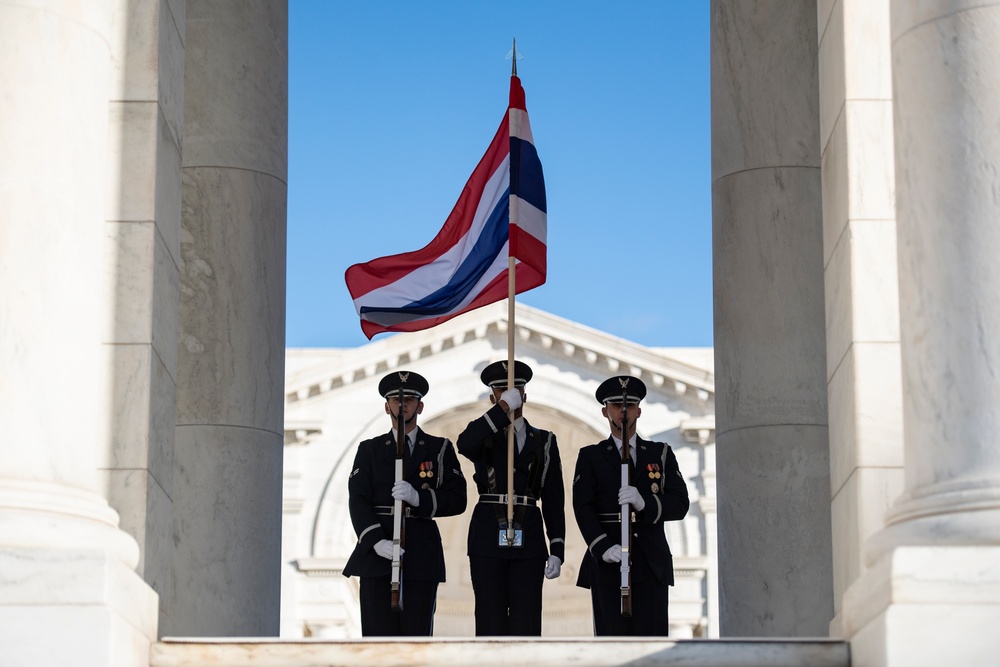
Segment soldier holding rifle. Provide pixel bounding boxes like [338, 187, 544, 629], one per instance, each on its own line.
[572, 376, 689, 635]
[343, 371, 467, 636]
[457, 360, 566, 636]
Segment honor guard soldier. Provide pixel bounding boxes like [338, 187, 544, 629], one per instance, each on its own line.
[457, 360, 566, 636]
[572, 376, 690, 635]
[343, 371, 467, 636]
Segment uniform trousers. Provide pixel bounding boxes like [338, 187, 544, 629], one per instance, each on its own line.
[589, 574, 669, 636]
[358, 575, 438, 636]
[469, 555, 545, 635]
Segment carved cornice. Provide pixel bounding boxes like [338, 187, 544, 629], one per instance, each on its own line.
[294, 558, 347, 577]
[284, 420, 323, 446]
[285, 303, 714, 408]
[681, 416, 716, 445]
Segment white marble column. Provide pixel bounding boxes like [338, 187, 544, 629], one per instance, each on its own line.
[843, 1, 1000, 664]
[711, 0, 834, 635]
[0, 1, 157, 665]
[871, 0, 1000, 553]
[165, 0, 287, 636]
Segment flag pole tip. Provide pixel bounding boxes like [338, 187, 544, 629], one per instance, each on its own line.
[506, 38, 519, 76]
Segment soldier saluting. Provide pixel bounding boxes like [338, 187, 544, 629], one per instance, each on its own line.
[572, 375, 690, 635]
[457, 360, 565, 636]
[343, 371, 467, 636]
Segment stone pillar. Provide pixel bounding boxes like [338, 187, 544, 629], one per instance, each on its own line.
[165, 0, 287, 636]
[815, 0, 904, 634]
[711, 0, 834, 635]
[0, 1, 157, 665]
[103, 0, 185, 627]
[845, 1, 1000, 663]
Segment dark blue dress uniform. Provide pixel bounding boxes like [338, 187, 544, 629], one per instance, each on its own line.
[572, 376, 690, 636]
[343, 373, 467, 636]
[457, 360, 566, 636]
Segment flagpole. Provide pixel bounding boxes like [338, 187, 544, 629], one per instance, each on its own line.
[506, 259, 516, 545]
[505, 37, 518, 546]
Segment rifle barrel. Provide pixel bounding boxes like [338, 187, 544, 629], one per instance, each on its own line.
[390, 388, 406, 611]
[620, 389, 633, 618]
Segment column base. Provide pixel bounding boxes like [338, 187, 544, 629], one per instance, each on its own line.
[873, 480, 1000, 550]
[0, 478, 141, 565]
[843, 546, 1000, 666]
[0, 480, 158, 666]
[0, 548, 159, 667]
[866, 505, 1000, 566]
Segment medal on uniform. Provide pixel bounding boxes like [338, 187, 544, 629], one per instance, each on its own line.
[418, 461, 434, 478]
[648, 464, 662, 493]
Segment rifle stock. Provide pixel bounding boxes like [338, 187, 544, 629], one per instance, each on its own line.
[620, 387, 633, 618]
[390, 388, 405, 611]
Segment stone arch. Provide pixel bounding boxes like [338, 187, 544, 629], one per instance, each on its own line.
[422, 399, 607, 636]
[309, 409, 387, 559]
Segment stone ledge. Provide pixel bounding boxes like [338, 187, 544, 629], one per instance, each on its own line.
[153, 638, 849, 667]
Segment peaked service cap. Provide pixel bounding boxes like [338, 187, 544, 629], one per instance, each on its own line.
[378, 370, 429, 399]
[480, 360, 533, 388]
[595, 375, 646, 404]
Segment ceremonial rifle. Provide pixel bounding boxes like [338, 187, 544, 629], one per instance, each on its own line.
[390, 387, 405, 611]
[620, 384, 633, 618]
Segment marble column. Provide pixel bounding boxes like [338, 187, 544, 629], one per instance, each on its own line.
[165, 0, 287, 636]
[711, 0, 834, 635]
[874, 0, 1000, 553]
[0, 1, 157, 665]
[843, 1, 1000, 664]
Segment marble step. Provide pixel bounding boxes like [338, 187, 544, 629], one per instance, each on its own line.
[152, 637, 850, 667]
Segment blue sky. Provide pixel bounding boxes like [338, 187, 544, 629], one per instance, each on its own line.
[287, 2, 712, 350]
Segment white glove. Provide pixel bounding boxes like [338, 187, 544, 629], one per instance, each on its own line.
[499, 387, 522, 412]
[618, 485, 646, 511]
[392, 480, 420, 506]
[602, 544, 623, 563]
[544, 555, 562, 579]
[374, 539, 398, 560]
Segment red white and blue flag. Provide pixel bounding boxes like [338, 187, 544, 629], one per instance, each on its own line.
[345, 75, 547, 339]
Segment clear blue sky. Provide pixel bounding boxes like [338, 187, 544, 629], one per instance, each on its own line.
[287, 2, 712, 350]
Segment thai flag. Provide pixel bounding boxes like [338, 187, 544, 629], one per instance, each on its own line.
[345, 75, 547, 339]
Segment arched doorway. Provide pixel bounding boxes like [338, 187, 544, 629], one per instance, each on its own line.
[424, 402, 606, 635]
